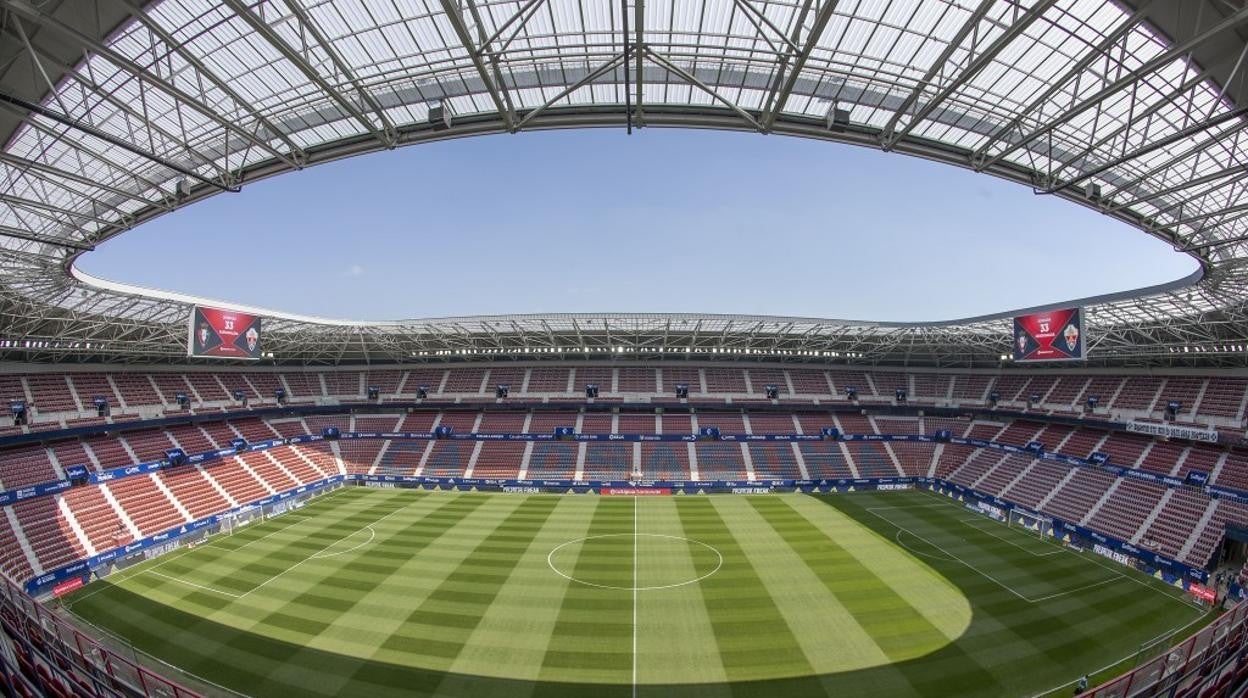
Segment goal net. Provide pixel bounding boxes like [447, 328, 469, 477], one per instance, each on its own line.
[1008, 509, 1053, 539]
[219, 506, 263, 536]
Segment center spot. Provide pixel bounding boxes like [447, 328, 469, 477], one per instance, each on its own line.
[547, 533, 723, 590]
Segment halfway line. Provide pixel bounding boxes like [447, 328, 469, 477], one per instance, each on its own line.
[632, 495, 638, 698]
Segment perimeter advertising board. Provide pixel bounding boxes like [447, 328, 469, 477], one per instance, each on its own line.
[188, 306, 262, 359]
[1012, 307, 1084, 362]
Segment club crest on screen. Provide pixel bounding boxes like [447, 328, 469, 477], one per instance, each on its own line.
[245, 326, 259, 352]
[1063, 323, 1079, 349]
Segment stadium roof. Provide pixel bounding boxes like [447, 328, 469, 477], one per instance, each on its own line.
[1, 0, 1248, 367]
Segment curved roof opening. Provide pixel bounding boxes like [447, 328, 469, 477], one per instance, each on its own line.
[75, 129, 1198, 323]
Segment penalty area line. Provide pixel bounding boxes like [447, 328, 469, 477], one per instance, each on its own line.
[867, 509, 1120, 604]
[144, 500, 414, 602]
[236, 502, 413, 599]
[147, 571, 241, 598]
[908, 489, 1207, 611]
[957, 519, 1065, 557]
[867, 508, 1033, 603]
[63, 545, 201, 608]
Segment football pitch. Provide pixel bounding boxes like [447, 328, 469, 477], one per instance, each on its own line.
[63, 487, 1210, 697]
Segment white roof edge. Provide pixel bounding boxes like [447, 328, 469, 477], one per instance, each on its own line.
[70, 260, 1206, 331]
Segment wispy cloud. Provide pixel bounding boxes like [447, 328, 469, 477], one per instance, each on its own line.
[345, 264, 365, 277]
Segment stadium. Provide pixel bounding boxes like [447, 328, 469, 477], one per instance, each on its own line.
[5, 0, 1248, 696]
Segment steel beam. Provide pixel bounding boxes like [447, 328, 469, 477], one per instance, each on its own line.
[760, 0, 841, 131]
[879, 0, 997, 145]
[881, 0, 1059, 150]
[0, 224, 93, 251]
[280, 0, 398, 142]
[119, 0, 309, 162]
[514, 54, 628, 130]
[0, 91, 237, 194]
[221, 0, 390, 147]
[970, 1, 1155, 166]
[635, 0, 645, 121]
[477, 0, 547, 55]
[645, 48, 762, 131]
[436, 0, 516, 130]
[0, 0, 302, 171]
[1046, 105, 1248, 196]
[978, 6, 1248, 170]
[0, 152, 151, 205]
[464, 0, 520, 130]
[1045, 67, 1216, 184]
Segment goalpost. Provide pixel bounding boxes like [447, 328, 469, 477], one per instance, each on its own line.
[1007, 509, 1054, 540]
[219, 506, 263, 537]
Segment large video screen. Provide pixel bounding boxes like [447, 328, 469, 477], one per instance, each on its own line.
[187, 306, 262, 359]
[1012, 307, 1084, 362]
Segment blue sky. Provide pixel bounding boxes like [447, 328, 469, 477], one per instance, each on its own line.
[77, 129, 1198, 323]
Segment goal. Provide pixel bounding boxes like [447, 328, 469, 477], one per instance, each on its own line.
[219, 506, 263, 536]
[1008, 509, 1054, 539]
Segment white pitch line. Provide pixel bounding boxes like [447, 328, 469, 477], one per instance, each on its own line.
[204, 513, 315, 553]
[632, 495, 639, 698]
[547, 534, 722, 590]
[148, 570, 241, 598]
[908, 489, 1207, 611]
[68, 489, 375, 607]
[893, 530, 955, 562]
[1026, 575, 1123, 603]
[957, 519, 1064, 557]
[237, 503, 413, 599]
[1074, 546, 1208, 611]
[867, 509, 1033, 602]
[311, 526, 375, 559]
[1025, 608, 1209, 698]
[867, 508, 1119, 604]
[64, 546, 201, 607]
[206, 486, 357, 553]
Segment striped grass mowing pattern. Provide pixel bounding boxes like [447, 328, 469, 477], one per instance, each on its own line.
[63, 487, 1209, 697]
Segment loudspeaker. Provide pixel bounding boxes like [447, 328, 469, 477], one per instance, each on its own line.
[429, 100, 452, 130]
[826, 105, 850, 130]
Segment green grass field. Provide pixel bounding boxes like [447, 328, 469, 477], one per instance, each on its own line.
[62, 487, 1211, 697]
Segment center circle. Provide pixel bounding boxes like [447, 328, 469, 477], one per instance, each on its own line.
[547, 533, 723, 591]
